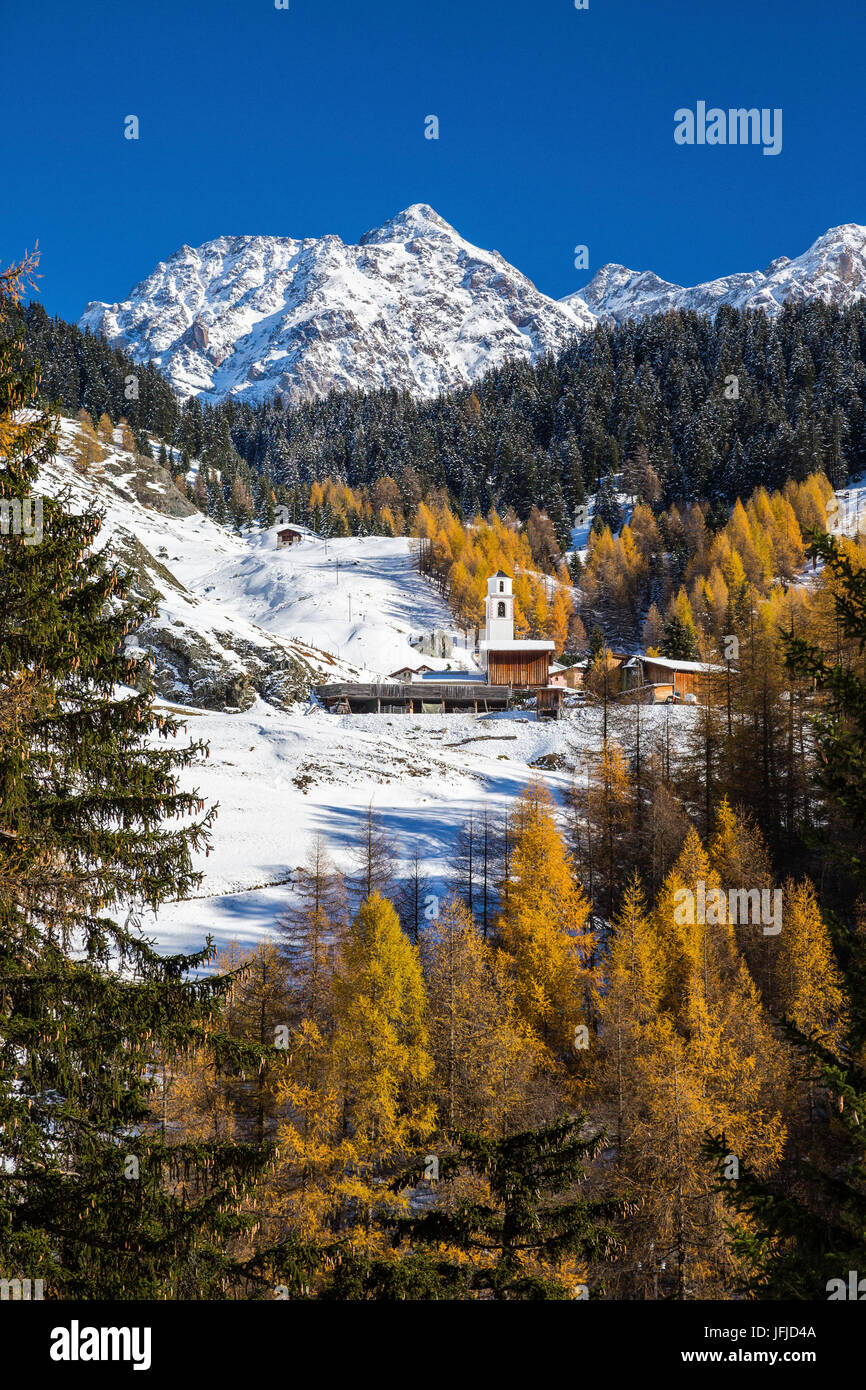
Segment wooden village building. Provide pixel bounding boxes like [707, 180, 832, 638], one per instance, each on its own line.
[315, 680, 511, 715]
[548, 662, 584, 689]
[386, 664, 435, 682]
[620, 654, 728, 702]
[315, 569, 557, 716]
[276, 526, 305, 548]
[636, 654, 716, 699]
[535, 686, 565, 720]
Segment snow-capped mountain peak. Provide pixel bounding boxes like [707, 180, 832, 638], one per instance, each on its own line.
[565, 222, 866, 324]
[80, 216, 866, 403]
[358, 201, 458, 243]
[79, 206, 595, 405]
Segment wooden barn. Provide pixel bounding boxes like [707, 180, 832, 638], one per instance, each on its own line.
[387, 664, 435, 681]
[483, 645, 552, 687]
[548, 662, 583, 689]
[638, 655, 723, 699]
[536, 686, 564, 721]
[276, 526, 304, 548]
[315, 680, 511, 715]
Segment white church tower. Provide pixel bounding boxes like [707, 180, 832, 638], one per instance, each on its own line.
[484, 571, 514, 644]
[478, 568, 554, 688]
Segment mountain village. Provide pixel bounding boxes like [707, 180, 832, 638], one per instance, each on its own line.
[28, 407, 862, 965]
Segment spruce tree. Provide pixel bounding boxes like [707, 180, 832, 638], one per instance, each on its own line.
[662, 611, 699, 661]
[387, 1120, 622, 1299]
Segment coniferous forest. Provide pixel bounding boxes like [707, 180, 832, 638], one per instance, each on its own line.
[19, 296, 866, 538]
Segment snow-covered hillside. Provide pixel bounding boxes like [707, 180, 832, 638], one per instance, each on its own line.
[137, 701, 608, 956]
[43, 419, 486, 694]
[41, 421, 362, 708]
[565, 223, 866, 325]
[193, 530, 475, 679]
[79, 204, 595, 405]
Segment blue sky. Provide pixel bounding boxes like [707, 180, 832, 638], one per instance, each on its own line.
[4, 0, 865, 322]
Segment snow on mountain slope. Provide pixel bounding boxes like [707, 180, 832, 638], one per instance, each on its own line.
[828, 473, 866, 540]
[79, 204, 596, 405]
[565, 223, 866, 324]
[137, 700, 597, 955]
[40, 420, 361, 708]
[41, 419, 471, 694]
[193, 530, 474, 679]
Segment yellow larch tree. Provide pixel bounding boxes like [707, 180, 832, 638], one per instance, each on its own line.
[217, 939, 293, 1144]
[593, 871, 664, 1144]
[274, 891, 433, 1249]
[548, 586, 572, 655]
[528, 579, 550, 638]
[497, 781, 595, 1057]
[96, 411, 114, 444]
[331, 892, 435, 1232]
[657, 825, 788, 1205]
[707, 797, 776, 995]
[653, 828, 721, 1022]
[603, 853, 787, 1297]
[584, 738, 635, 918]
[776, 878, 850, 1056]
[421, 896, 544, 1138]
